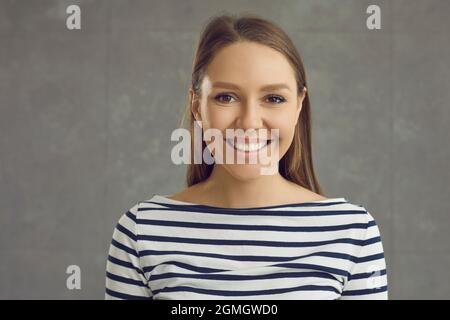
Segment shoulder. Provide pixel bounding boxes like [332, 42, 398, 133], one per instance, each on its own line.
[121, 201, 141, 221]
[340, 201, 384, 241]
[312, 198, 381, 239]
[344, 201, 379, 224]
[112, 201, 141, 235]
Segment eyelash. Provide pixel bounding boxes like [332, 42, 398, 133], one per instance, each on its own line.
[213, 93, 287, 104]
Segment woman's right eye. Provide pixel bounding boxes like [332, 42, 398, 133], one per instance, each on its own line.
[214, 93, 236, 104]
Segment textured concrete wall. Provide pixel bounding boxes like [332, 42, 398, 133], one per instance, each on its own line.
[1, 0, 449, 299]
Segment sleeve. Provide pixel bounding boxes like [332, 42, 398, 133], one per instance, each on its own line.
[340, 210, 388, 300]
[105, 202, 153, 300]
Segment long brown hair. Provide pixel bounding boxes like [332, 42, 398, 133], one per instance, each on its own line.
[179, 13, 324, 195]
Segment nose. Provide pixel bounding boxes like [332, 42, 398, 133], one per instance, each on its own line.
[235, 99, 264, 131]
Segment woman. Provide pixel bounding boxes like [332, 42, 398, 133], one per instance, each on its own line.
[105, 14, 388, 300]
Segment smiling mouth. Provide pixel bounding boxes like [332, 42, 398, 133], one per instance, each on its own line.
[225, 138, 273, 152]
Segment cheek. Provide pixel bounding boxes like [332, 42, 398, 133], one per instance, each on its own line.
[203, 110, 238, 135]
[269, 110, 298, 141]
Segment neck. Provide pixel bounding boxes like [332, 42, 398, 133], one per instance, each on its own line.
[202, 164, 292, 208]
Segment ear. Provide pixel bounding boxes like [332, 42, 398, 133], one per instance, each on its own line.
[189, 88, 202, 123]
[296, 86, 307, 120]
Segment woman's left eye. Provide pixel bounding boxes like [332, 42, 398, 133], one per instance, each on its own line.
[266, 95, 286, 104]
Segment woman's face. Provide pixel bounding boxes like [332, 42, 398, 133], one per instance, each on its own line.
[191, 41, 306, 181]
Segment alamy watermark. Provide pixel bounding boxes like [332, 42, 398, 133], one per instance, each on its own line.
[66, 4, 81, 30]
[171, 122, 280, 175]
[66, 264, 81, 290]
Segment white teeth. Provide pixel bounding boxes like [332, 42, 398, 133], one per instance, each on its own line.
[227, 140, 268, 152]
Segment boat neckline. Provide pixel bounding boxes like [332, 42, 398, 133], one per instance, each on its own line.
[147, 194, 348, 210]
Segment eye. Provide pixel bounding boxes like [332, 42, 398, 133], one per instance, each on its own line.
[266, 95, 286, 104]
[214, 93, 237, 104]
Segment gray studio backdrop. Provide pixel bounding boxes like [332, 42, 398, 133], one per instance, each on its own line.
[1, 0, 449, 299]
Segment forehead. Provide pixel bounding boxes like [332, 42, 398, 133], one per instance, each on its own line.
[204, 41, 297, 89]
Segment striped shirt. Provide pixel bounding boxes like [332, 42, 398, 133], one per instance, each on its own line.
[105, 194, 388, 300]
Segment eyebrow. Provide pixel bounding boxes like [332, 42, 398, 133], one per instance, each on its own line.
[212, 81, 292, 92]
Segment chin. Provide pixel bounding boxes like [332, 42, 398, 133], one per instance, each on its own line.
[222, 163, 277, 181]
